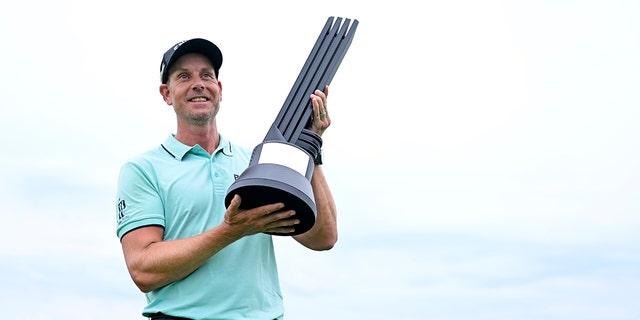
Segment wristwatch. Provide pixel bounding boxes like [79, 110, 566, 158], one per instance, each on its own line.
[314, 149, 323, 165]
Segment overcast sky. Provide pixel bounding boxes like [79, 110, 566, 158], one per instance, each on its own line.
[1, 1, 639, 319]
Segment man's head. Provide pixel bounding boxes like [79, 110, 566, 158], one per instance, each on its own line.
[160, 38, 223, 84]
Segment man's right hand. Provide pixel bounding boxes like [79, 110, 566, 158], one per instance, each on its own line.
[224, 194, 300, 236]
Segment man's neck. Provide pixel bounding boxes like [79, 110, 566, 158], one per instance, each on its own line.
[175, 123, 220, 155]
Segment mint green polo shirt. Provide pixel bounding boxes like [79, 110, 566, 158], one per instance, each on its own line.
[116, 134, 284, 320]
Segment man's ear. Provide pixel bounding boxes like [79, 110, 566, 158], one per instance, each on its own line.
[159, 84, 172, 105]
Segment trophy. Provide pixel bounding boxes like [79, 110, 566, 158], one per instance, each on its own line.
[225, 16, 358, 235]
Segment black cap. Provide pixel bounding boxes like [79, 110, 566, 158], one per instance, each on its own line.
[160, 38, 223, 84]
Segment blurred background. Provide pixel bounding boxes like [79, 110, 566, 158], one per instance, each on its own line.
[1, 1, 638, 319]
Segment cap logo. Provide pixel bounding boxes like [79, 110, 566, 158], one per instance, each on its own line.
[173, 40, 187, 51]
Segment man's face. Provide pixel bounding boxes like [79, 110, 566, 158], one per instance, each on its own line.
[160, 52, 222, 126]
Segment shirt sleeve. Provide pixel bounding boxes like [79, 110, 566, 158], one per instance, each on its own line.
[115, 159, 165, 240]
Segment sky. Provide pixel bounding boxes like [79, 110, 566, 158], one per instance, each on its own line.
[1, 0, 639, 319]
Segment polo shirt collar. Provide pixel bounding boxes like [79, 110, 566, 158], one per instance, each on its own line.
[161, 134, 233, 160]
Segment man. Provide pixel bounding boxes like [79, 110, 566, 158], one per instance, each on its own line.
[115, 38, 337, 320]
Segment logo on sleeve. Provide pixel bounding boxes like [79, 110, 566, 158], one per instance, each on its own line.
[117, 199, 127, 221]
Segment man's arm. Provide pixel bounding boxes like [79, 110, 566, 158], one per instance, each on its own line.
[293, 165, 338, 250]
[121, 196, 297, 292]
[293, 86, 338, 250]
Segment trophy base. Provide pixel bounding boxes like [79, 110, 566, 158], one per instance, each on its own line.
[225, 162, 316, 236]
